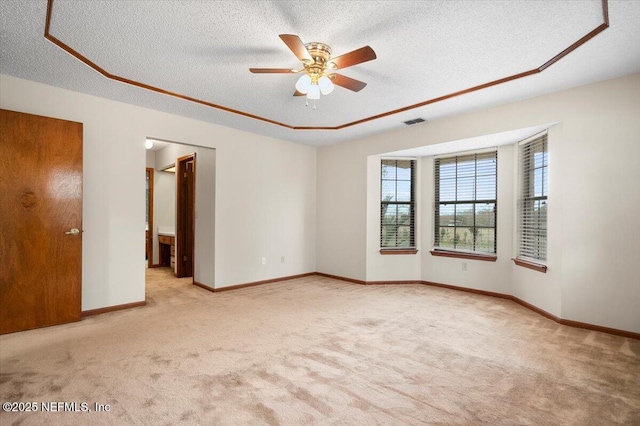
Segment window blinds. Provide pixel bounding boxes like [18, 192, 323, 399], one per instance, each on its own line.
[518, 135, 548, 261]
[434, 151, 497, 254]
[380, 159, 416, 248]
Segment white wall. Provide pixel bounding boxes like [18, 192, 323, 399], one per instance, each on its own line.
[0, 74, 317, 310]
[316, 141, 368, 280]
[216, 135, 315, 286]
[317, 72, 640, 333]
[553, 83, 640, 330]
[145, 150, 156, 168]
[192, 148, 216, 287]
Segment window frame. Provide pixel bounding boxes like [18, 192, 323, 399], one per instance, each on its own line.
[380, 158, 417, 253]
[515, 134, 548, 269]
[432, 150, 498, 259]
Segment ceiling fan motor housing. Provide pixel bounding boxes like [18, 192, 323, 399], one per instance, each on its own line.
[304, 42, 334, 81]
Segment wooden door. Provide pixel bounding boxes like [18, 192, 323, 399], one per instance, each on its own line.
[146, 167, 154, 268]
[176, 154, 195, 278]
[0, 109, 83, 334]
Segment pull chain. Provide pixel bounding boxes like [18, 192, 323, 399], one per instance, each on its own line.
[304, 99, 318, 110]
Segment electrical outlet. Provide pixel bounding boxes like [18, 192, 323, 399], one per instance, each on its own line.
[462, 261, 468, 271]
[261, 257, 266, 265]
[281, 256, 285, 263]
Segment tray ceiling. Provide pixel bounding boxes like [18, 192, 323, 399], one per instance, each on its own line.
[1, 1, 640, 146]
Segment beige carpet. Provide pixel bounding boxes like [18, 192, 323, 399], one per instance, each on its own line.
[1, 268, 639, 425]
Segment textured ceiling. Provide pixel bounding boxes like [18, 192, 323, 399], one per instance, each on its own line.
[1, 1, 639, 147]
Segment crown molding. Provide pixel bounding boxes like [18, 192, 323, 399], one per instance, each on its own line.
[44, 0, 609, 132]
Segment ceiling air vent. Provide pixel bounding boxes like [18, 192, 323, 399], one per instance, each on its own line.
[403, 118, 426, 125]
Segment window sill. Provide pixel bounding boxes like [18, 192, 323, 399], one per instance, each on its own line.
[512, 258, 547, 273]
[380, 249, 418, 255]
[430, 250, 497, 262]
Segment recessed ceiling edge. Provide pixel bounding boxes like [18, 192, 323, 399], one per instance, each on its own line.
[43, 0, 609, 132]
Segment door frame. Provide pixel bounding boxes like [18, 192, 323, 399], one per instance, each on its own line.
[146, 167, 154, 268]
[176, 153, 196, 279]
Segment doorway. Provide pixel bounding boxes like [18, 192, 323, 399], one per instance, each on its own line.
[176, 153, 195, 278]
[145, 139, 215, 291]
[146, 167, 154, 269]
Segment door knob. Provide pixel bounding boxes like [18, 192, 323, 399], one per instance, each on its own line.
[65, 228, 81, 235]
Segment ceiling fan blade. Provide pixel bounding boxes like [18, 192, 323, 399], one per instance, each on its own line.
[331, 74, 367, 92]
[293, 90, 305, 96]
[279, 34, 313, 62]
[329, 46, 376, 70]
[249, 68, 297, 73]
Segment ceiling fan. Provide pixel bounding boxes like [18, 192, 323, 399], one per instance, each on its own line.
[250, 34, 377, 103]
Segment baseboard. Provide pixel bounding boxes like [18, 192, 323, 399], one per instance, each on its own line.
[315, 272, 640, 340]
[558, 318, 640, 340]
[82, 301, 146, 317]
[421, 280, 513, 300]
[367, 279, 424, 285]
[511, 296, 639, 340]
[315, 272, 366, 285]
[193, 280, 215, 293]
[510, 295, 562, 323]
[212, 272, 316, 292]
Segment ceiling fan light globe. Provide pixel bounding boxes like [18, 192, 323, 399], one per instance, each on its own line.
[307, 84, 320, 100]
[295, 74, 312, 94]
[319, 75, 334, 95]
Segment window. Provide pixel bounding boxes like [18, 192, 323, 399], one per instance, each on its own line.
[381, 159, 416, 249]
[517, 134, 548, 262]
[434, 151, 497, 254]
